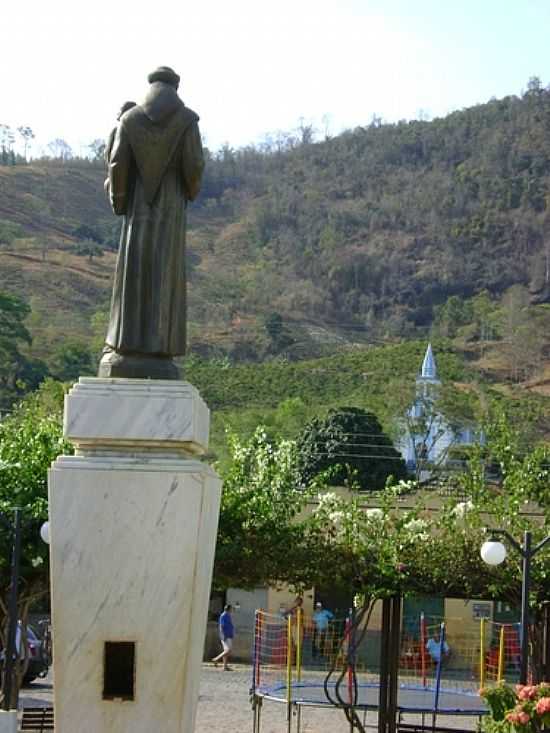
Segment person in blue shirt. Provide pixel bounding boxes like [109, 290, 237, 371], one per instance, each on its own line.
[212, 604, 234, 671]
[426, 630, 450, 666]
[312, 601, 334, 658]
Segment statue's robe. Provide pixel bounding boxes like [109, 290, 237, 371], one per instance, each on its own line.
[105, 82, 204, 357]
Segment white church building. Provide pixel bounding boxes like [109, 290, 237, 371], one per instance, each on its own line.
[400, 343, 478, 476]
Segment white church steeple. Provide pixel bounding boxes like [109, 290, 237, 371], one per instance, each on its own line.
[420, 343, 438, 382]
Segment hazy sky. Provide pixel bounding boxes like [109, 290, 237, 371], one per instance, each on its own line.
[2, 0, 550, 155]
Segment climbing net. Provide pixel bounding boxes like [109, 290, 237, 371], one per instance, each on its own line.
[399, 614, 521, 693]
[252, 608, 521, 705]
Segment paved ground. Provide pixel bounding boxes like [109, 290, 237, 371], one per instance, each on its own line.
[19, 664, 480, 732]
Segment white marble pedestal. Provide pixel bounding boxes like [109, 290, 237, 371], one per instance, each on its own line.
[48, 379, 222, 733]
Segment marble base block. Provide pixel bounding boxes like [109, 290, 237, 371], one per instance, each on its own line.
[64, 378, 210, 455]
[48, 379, 222, 733]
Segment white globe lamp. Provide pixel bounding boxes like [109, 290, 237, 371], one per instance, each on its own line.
[481, 539, 506, 566]
[40, 521, 50, 545]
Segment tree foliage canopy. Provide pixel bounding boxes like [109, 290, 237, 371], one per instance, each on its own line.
[214, 427, 314, 589]
[295, 407, 408, 490]
[0, 292, 48, 409]
[0, 381, 70, 614]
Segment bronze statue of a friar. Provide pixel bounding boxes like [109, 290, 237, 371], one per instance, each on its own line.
[99, 66, 204, 380]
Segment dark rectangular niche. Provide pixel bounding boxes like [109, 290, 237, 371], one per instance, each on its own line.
[103, 641, 136, 701]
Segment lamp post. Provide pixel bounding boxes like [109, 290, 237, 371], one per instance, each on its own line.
[481, 529, 550, 684]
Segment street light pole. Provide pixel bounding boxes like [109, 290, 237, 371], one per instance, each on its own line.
[483, 529, 550, 684]
[520, 531, 532, 686]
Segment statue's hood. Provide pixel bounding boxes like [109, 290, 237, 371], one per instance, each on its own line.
[141, 82, 182, 124]
[120, 85, 199, 205]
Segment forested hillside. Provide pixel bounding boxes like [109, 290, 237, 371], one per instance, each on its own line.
[192, 77, 550, 338]
[2, 79, 550, 391]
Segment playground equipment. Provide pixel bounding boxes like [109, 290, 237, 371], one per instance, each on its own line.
[251, 607, 522, 733]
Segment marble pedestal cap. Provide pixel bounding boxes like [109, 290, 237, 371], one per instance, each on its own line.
[64, 378, 210, 455]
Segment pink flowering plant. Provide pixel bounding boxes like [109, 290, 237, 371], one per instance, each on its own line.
[480, 684, 550, 733]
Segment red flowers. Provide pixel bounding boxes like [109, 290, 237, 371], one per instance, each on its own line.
[481, 683, 550, 732]
[506, 709, 530, 725]
[535, 696, 550, 715]
[516, 685, 538, 701]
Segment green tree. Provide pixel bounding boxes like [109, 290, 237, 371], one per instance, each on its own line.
[72, 224, 103, 244]
[17, 357, 50, 395]
[50, 341, 94, 382]
[73, 240, 104, 262]
[499, 285, 542, 381]
[90, 307, 109, 362]
[295, 407, 408, 490]
[0, 293, 33, 408]
[87, 139, 106, 161]
[470, 290, 498, 345]
[47, 139, 72, 161]
[16, 126, 34, 161]
[214, 428, 314, 589]
[0, 125, 15, 165]
[263, 311, 295, 354]
[0, 220, 23, 247]
[433, 295, 474, 338]
[0, 381, 70, 701]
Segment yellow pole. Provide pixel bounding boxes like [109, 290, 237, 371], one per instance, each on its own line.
[479, 618, 485, 691]
[296, 608, 303, 682]
[287, 615, 293, 703]
[497, 625, 505, 683]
